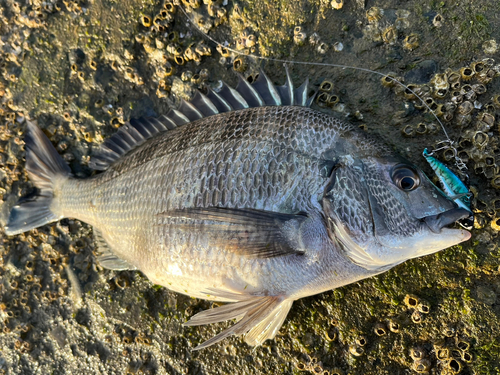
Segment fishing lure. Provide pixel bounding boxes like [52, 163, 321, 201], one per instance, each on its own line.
[423, 148, 474, 228]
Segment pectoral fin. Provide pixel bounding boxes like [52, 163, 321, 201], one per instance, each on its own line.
[157, 207, 307, 258]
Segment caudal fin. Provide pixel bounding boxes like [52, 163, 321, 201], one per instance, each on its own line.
[4, 121, 71, 235]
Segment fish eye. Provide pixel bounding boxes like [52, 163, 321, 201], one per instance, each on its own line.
[391, 165, 420, 191]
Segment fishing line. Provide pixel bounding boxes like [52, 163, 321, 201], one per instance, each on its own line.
[178, 5, 467, 171]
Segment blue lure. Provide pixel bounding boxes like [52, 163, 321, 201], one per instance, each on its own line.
[422, 148, 473, 215]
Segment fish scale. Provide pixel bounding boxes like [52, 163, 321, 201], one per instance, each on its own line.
[5, 69, 471, 349]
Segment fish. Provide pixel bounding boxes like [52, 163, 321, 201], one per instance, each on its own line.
[4, 68, 471, 350]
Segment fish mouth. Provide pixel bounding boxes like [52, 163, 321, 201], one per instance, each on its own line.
[423, 208, 473, 234]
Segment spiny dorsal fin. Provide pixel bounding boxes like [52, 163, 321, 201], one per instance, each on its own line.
[90, 67, 314, 170]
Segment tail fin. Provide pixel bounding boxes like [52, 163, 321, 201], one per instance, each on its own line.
[4, 121, 71, 235]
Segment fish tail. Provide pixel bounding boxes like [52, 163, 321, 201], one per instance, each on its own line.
[5, 121, 71, 235]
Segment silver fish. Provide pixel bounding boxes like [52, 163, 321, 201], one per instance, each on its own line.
[4, 69, 471, 349]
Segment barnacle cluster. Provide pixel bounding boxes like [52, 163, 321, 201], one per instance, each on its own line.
[363, 7, 417, 50]
[129, 1, 218, 103]
[316, 79, 342, 111]
[0, 226, 76, 353]
[291, 26, 343, 53]
[382, 58, 500, 229]
[294, 353, 337, 374]
[403, 293, 430, 324]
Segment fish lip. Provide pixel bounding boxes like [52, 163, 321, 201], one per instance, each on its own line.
[422, 208, 472, 234]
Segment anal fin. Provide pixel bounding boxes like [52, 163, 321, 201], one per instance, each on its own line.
[184, 289, 293, 350]
[93, 228, 136, 271]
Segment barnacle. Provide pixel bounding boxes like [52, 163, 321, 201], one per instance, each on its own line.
[183, 0, 201, 9]
[366, 7, 383, 23]
[460, 66, 474, 81]
[403, 33, 419, 51]
[388, 318, 400, 333]
[477, 68, 497, 84]
[195, 42, 211, 57]
[63, 112, 72, 121]
[295, 362, 307, 370]
[110, 60, 121, 71]
[317, 42, 329, 54]
[181, 70, 193, 81]
[292, 30, 306, 46]
[461, 351, 473, 363]
[447, 359, 462, 374]
[455, 338, 470, 351]
[330, 368, 343, 375]
[110, 117, 123, 128]
[431, 73, 449, 91]
[457, 100, 474, 115]
[349, 345, 364, 356]
[194, 14, 212, 33]
[316, 92, 330, 107]
[331, 0, 343, 10]
[324, 327, 336, 341]
[355, 336, 367, 346]
[233, 56, 247, 72]
[403, 84, 420, 100]
[309, 32, 321, 46]
[373, 322, 387, 336]
[415, 123, 427, 135]
[404, 294, 419, 308]
[167, 43, 183, 56]
[483, 39, 498, 54]
[437, 348, 450, 360]
[174, 55, 185, 66]
[442, 324, 455, 337]
[395, 17, 410, 30]
[412, 359, 431, 373]
[473, 131, 488, 149]
[493, 95, 500, 109]
[448, 70, 461, 83]
[472, 83, 487, 95]
[382, 26, 397, 44]
[417, 300, 430, 314]
[380, 73, 397, 88]
[94, 99, 105, 108]
[320, 80, 334, 92]
[141, 15, 151, 28]
[402, 124, 414, 137]
[164, 0, 175, 13]
[410, 346, 426, 360]
[422, 96, 438, 111]
[433, 13, 444, 27]
[157, 62, 174, 78]
[433, 88, 448, 99]
[327, 95, 340, 107]
[216, 45, 231, 58]
[184, 44, 200, 62]
[477, 112, 495, 130]
[451, 91, 463, 104]
[411, 310, 422, 323]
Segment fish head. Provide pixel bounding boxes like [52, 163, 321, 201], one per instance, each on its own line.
[322, 154, 471, 271]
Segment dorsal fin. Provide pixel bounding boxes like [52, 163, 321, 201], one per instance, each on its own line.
[90, 67, 314, 171]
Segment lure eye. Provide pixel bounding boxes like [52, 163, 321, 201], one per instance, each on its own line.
[391, 165, 420, 191]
